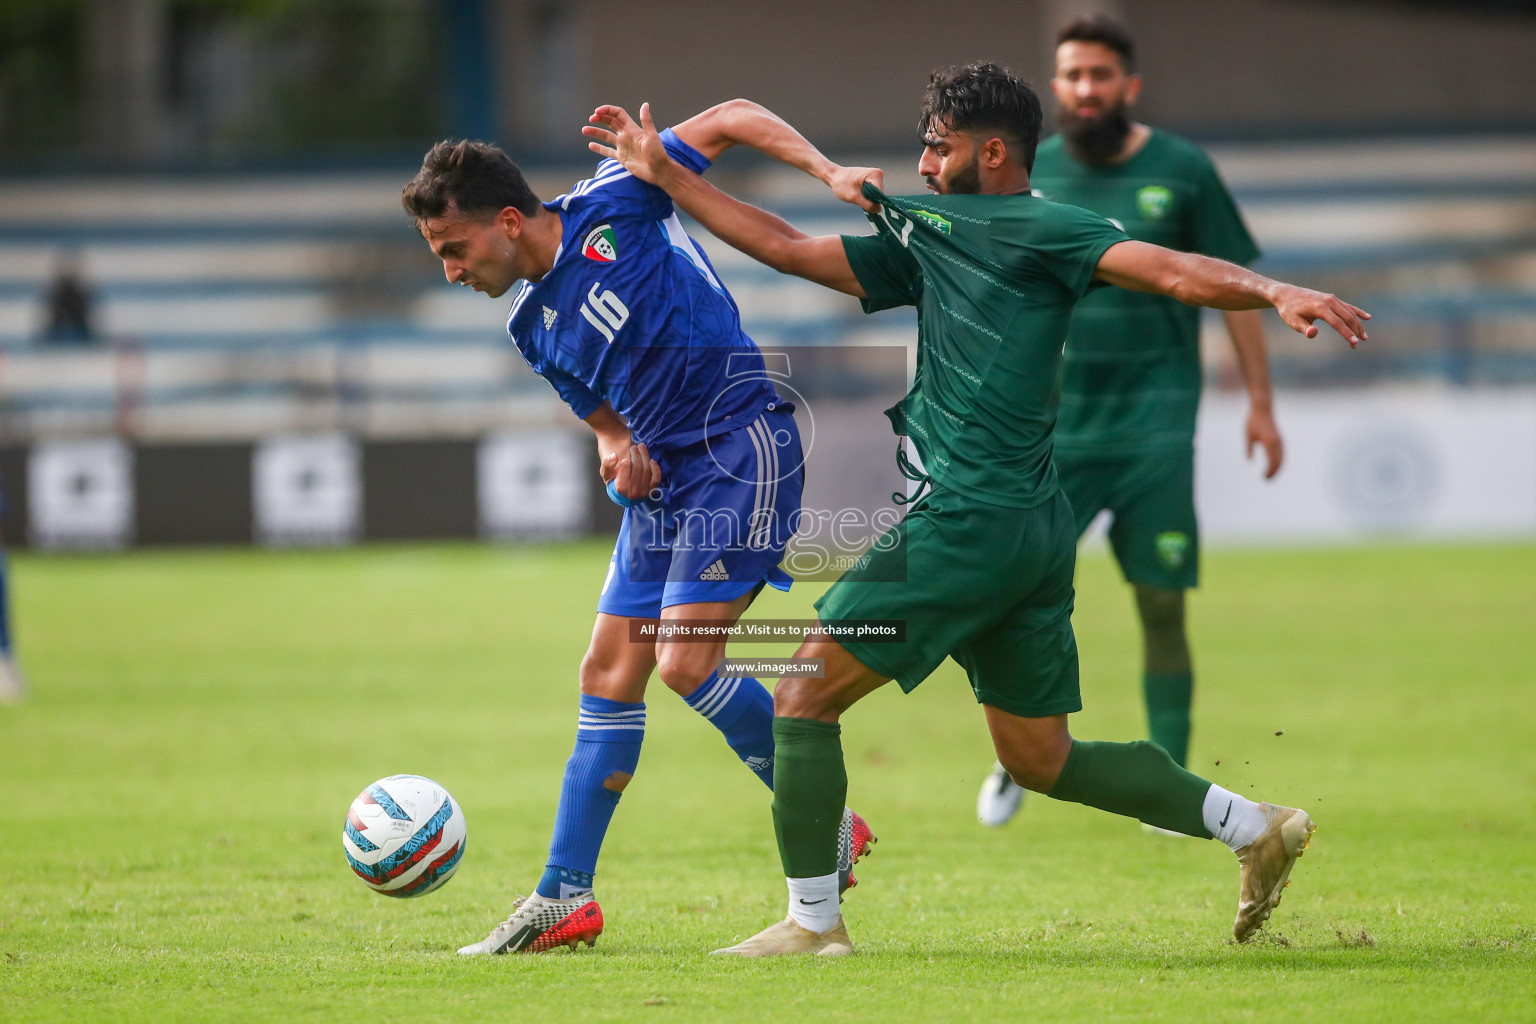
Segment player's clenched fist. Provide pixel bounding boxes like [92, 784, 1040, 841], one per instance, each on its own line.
[601, 441, 661, 502]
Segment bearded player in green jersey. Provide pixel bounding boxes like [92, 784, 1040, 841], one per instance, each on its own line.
[977, 14, 1282, 828]
[586, 63, 1367, 956]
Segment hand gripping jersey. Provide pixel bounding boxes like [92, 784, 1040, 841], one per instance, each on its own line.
[505, 130, 781, 450]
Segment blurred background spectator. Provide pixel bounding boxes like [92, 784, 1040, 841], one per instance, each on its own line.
[41, 253, 94, 344]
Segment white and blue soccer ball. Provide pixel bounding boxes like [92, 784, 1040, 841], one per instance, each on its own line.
[342, 774, 466, 898]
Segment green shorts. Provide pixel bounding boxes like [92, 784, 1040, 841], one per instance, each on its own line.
[1056, 446, 1200, 591]
[813, 485, 1080, 719]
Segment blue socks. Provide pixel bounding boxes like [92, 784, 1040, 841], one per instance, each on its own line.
[683, 672, 776, 789]
[536, 674, 774, 900]
[0, 552, 11, 655]
[537, 695, 645, 900]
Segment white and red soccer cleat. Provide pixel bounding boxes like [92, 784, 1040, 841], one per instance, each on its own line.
[837, 807, 877, 895]
[456, 892, 604, 955]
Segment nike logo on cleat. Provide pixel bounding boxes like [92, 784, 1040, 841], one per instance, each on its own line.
[1219, 801, 1232, 829]
[798, 898, 828, 906]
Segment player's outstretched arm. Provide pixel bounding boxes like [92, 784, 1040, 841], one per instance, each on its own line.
[585, 103, 866, 297]
[586, 100, 884, 211]
[654, 99, 886, 208]
[1095, 240, 1370, 347]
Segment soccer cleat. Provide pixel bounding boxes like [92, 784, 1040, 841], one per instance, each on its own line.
[977, 762, 1024, 827]
[1233, 803, 1315, 943]
[711, 916, 854, 957]
[456, 892, 604, 955]
[0, 656, 26, 706]
[836, 807, 877, 895]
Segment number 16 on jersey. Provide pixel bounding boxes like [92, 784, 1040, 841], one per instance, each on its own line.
[581, 282, 629, 343]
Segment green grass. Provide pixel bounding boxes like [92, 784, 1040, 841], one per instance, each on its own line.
[1, 540, 1533, 1022]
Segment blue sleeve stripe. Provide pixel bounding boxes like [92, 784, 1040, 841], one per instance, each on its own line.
[505, 283, 540, 370]
[506, 281, 532, 327]
[562, 162, 635, 208]
[660, 213, 724, 295]
[660, 128, 711, 174]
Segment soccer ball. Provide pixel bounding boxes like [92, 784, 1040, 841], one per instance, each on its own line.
[342, 774, 467, 898]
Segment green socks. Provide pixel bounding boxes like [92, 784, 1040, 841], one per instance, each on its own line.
[1047, 738, 1212, 838]
[771, 716, 846, 878]
[1143, 670, 1194, 767]
[771, 716, 1213, 866]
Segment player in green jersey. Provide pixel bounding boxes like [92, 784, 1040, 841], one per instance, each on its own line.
[586, 63, 1367, 955]
[977, 14, 1283, 827]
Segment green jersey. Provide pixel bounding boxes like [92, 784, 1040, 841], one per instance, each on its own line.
[843, 184, 1128, 509]
[1031, 130, 1259, 455]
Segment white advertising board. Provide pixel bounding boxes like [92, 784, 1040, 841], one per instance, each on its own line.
[1194, 389, 1536, 543]
[27, 438, 134, 549]
[253, 433, 361, 546]
[478, 431, 590, 539]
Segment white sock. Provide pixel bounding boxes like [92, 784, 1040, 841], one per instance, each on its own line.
[785, 874, 840, 933]
[1203, 784, 1268, 850]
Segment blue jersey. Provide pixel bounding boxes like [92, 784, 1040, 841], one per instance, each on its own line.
[505, 130, 779, 451]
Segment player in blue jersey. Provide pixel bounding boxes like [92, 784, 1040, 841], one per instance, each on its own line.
[0, 471, 23, 705]
[401, 102, 875, 954]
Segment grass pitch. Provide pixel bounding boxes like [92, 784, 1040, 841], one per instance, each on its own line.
[1, 540, 1533, 1022]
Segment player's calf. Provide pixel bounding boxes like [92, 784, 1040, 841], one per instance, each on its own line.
[680, 670, 776, 789]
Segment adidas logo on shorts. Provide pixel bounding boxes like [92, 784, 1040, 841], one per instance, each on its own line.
[698, 559, 730, 581]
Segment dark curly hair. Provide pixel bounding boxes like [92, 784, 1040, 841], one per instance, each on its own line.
[401, 139, 542, 223]
[1056, 13, 1136, 72]
[918, 62, 1043, 172]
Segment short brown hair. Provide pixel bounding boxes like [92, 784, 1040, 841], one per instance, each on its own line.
[1056, 13, 1136, 72]
[401, 140, 542, 223]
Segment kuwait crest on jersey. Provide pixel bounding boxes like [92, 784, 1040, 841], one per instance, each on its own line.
[582, 223, 618, 262]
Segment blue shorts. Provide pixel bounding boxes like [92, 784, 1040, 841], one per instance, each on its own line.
[598, 405, 803, 618]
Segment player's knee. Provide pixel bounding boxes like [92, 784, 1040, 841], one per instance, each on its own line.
[577, 651, 616, 696]
[579, 648, 646, 702]
[654, 647, 714, 698]
[993, 722, 1073, 793]
[997, 757, 1043, 793]
[773, 675, 841, 721]
[1135, 585, 1186, 635]
[998, 744, 1069, 794]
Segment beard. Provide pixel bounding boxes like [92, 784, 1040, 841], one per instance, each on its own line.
[1058, 100, 1132, 164]
[928, 150, 981, 195]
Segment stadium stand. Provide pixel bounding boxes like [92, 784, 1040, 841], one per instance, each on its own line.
[2, 134, 1535, 442]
